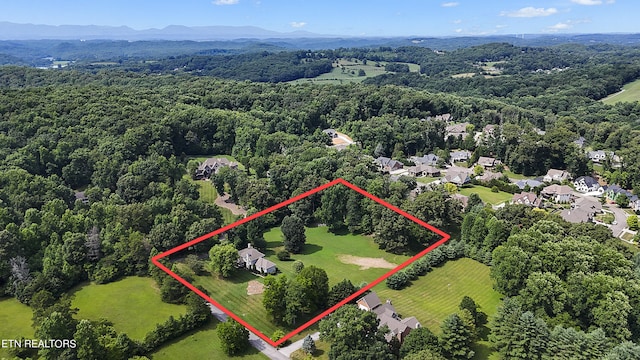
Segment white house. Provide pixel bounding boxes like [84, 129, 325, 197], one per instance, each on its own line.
[573, 176, 604, 194]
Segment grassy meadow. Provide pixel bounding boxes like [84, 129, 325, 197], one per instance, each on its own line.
[602, 78, 640, 104]
[459, 185, 513, 205]
[152, 321, 267, 360]
[290, 58, 419, 84]
[71, 277, 188, 340]
[0, 298, 34, 359]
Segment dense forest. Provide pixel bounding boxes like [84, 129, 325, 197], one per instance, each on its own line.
[2, 39, 640, 359]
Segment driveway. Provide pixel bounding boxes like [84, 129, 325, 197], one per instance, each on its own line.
[278, 332, 320, 358]
[605, 203, 628, 237]
[207, 304, 289, 360]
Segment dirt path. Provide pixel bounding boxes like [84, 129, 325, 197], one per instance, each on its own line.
[214, 193, 247, 216]
[337, 254, 398, 270]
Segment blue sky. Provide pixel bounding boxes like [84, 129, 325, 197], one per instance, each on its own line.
[1, 0, 637, 36]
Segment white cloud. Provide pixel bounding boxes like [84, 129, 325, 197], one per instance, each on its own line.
[570, 0, 615, 4]
[545, 19, 591, 32]
[500, 7, 558, 18]
[455, 28, 463, 33]
[442, 2, 459, 7]
[213, 0, 239, 5]
[453, 19, 462, 24]
[496, 24, 508, 29]
[290, 22, 307, 28]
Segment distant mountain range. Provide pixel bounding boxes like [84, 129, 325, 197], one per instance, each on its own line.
[0, 22, 330, 40]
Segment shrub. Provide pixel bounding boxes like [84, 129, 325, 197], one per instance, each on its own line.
[386, 271, 410, 290]
[491, 186, 499, 193]
[277, 250, 291, 261]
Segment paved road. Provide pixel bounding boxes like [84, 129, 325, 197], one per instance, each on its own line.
[207, 304, 289, 360]
[605, 203, 628, 237]
[278, 332, 320, 357]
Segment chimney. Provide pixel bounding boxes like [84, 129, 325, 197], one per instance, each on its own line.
[247, 243, 252, 249]
[386, 299, 392, 305]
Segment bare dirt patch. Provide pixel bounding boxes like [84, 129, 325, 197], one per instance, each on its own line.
[215, 193, 247, 216]
[337, 255, 398, 270]
[247, 280, 264, 296]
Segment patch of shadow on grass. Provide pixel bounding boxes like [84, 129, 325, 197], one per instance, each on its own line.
[300, 243, 323, 255]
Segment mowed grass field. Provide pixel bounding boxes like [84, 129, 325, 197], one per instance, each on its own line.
[459, 185, 513, 205]
[291, 58, 419, 84]
[602, 78, 640, 104]
[190, 226, 411, 336]
[374, 258, 501, 332]
[71, 277, 188, 340]
[0, 298, 34, 358]
[152, 321, 267, 360]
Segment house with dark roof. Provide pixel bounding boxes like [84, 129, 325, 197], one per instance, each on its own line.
[606, 185, 640, 211]
[573, 176, 603, 194]
[374, 157, 404, 173]
[543, 169, 571, 183]
[541, 184, 573, 203]
[514, 179, 543, 190]
[237, 244, 277, 274]
[195, 158, 239, 179]
[511, 192, 542, 207]
[410, 154, 439, 166]
[574, 136, 586, 148]
[450, 150, 472, 162]
[323, 129, 338, 139]
[356, 292, 421, 343]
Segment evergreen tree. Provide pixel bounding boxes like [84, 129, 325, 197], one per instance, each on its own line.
[302, 335, 316, 355]
[440, 313, 475, 360]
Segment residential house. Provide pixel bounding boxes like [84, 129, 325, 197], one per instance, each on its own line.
[560, 208, 593, 224]
[606, 185, 640, 210]
[543, 169, 571, 183]
[408, 165, 440, 177]
[477, 171, 503, 182]
[451, 194, 469, 208]
[237, 244, 277, 274]
[74, 191, 89, 204]
[477, 156, 498, 169]
[323, 128, 338, 139]
[450, 150, 472, 163]
[541, 184, 573, 203]
[574, 136, 586, 148]
[573, 176, 604, 194]
[356, 292, 421, 343]
[574, 197, 603, 215]
[445, 122, 470, 139]
[514, 179, 543, 190]
[410, 154, 439, 166]
[195, 157, 239, 179]
[442, 168, 472, 186]
[511, 192, 542, 207]
[374, 157, 404, 173]
[587, 150, 608, 163]
[434, 113, 452, 122]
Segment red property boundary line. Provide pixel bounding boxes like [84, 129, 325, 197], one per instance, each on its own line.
[152, 178, 451, 347]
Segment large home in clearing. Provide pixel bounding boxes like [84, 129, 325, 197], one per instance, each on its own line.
[543, 169, 571, 183]
[477, 156, 498, 169]
[195, 157, 239, 179]
[374, 157, 404, 173]
[511, 192, 542, 207]
[237, 244, 277, 275]
[445, 122, 470, 139]
[356, 291, 421, 343]
[541, 184, 573, 203]
[573, 176, 604, 194]
[514, 179, 543, 190]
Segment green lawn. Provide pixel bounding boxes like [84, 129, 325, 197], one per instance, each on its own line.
[602, 78, 640, 104]
[0, 298, 34, 358]
[459, 185, 513, 205]
[290, 59, 419, 85]
[373, 258, 501, 334]
[71, 277, 188, 340]
[191, 226, 410, 336]
[416, 176, 440, 184]
[291, 339, 330, 360]
[502, 170, 528, 180]
[152, 321, 267, 360]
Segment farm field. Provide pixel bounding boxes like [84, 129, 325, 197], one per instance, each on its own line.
[71, 277, 188, 340]
[459, 185, 513, 205]
[190, 226, 412, 336]
[0, 298, 34, 358]
[602, 78, 640, 104]
[152, 321, 267, 360]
